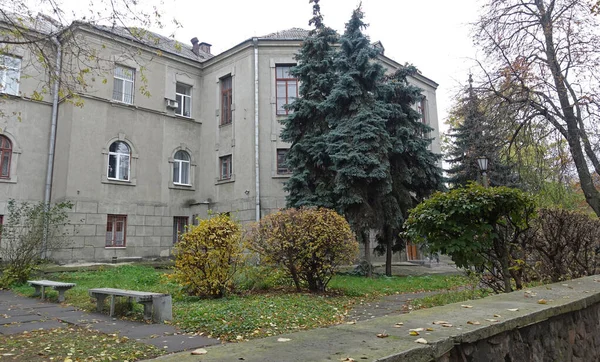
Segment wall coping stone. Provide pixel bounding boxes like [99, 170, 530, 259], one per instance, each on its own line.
[154, 275, 600, 362]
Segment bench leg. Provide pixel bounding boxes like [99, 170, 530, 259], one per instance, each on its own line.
[56, 288, 67, 303]
[32, 285, 42, 297]
[141, 301, 153, 321]
[95, 295, 107, 312]
[109, 295, 116, 317]
[41, 286, 46, 300]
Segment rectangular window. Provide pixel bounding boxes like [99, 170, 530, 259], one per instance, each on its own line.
[112, 65, 135, 104]
[276, 65, 298, 115]
[0, 55, 21, 96]
[106, 215, 127, 247]
[175, 83, 192, 117]
[219, 155, 232, 180]
[192, 214, 199, 226]
[220, 75, 232, 125]
[418, 98, 427, 125]
[0, 215, 3, 242]
[277, 149, 291, 175]
[173, 216, 188, 243]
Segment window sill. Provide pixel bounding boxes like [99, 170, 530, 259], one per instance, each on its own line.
[102, 178, 137, 186]
[169, 183, 195, 191]
[0, 177, 17, 184]
[272, 174, 292, 179]
[215, 176, 235, 185]
[110, 101, 136, 109]
[219, 122, 233, 128]
[105, 247, 127, 249]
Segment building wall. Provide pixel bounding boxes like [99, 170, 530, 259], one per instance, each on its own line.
[0, 26, 441, 262]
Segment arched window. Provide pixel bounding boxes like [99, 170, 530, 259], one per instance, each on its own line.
[0, 135, 12, 178]
[107, 141, 130, 181]
[173, 150, 190, 185]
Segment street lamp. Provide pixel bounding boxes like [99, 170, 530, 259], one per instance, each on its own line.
[477, 156, 489, 187]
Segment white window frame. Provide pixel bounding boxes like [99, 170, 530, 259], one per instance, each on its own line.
[113, 65, 135, 104]
[175, 83, 192, 118]
[107, 141, 131, 181]
[173, 150, 191, 185]
[0, 55, 21, 96]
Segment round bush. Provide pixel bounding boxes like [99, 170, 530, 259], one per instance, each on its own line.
[247, 207, 359, 292]
[172, 213, 244, 297]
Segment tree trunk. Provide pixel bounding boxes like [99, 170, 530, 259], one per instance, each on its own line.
[536, 0, 600, 217]
[385, 226, 392, 277]
[362, 230, 372, 278]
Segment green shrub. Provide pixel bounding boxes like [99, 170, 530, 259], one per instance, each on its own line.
[247, 207, 359, 293]
[171, 213, 244, 298]
[405, 183, 536, 293]
[0, 200, 72, 288]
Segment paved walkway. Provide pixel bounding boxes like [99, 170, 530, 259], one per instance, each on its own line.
[0, 290, 219, 353]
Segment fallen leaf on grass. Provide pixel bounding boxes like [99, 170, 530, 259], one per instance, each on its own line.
[376, 333, 389, 338]
[433, 321, 449, 325]
[461, 305, 473, 308]
[409, 331, 420, 336]
[467, 321, 480, 325]
[277, 338, 291, 342]
[507, 308, 519, 312]
[191, 349, 208, 355]
[538, 299, 547, 305]
[415, 338, 428, 344]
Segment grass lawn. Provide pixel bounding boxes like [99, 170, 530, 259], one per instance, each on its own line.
[11, 265, 474, 342]
[0, 327, 165, 361]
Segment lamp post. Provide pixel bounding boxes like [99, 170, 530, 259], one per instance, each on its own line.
[477, 156, 489, 187]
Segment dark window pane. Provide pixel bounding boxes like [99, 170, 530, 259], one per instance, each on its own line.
[108, 154, 117, 178]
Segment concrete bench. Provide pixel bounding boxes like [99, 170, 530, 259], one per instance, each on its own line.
[27, 280, 76, 302]
[88, 288, 172, 323]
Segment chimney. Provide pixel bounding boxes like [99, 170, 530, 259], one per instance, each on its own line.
[190, 37, 200, 56]
[199, 42, 212, 55]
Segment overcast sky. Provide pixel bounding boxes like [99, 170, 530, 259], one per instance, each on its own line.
[161, 0, 484, 132]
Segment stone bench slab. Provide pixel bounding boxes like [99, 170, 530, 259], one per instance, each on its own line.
[27, 280, 76, 302]
[88, 288, 172, 323]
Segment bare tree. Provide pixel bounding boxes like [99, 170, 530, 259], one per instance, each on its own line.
[474, 0, 600, 216]
[0, 0, 185, 110]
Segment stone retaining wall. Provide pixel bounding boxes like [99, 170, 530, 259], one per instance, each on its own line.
[156, 275, 600, 362]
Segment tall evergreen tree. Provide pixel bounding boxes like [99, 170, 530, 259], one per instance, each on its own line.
[323, 6, 391, 269]
[376, 67, 443, 275]
[446, 75, 513, 188]
[280, 0, 339, 208]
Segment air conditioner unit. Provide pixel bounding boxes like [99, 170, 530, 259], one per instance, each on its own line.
[166, 99, 179, 109]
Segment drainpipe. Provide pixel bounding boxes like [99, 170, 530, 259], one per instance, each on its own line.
[41, 36, 62, 258]
[253, 38, 261, 222]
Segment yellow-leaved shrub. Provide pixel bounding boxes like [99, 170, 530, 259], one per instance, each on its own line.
[172, 213, 244, 298]
[247, 207, 359, 292]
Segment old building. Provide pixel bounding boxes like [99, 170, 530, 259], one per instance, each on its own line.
[0, 18, 440, 262]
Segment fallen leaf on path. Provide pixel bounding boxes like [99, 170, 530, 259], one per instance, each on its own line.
[393, 323, 403, 328]
[415, 338, 428, 344]
[433, 321, 449, 325]
[409, 328, 424, 332]
[376, 333, 389, 338]
[346, 321, 356, 325]
[507, 308, 519, 312]
[426, 328, 434, 331]
[340, 358, 356, 362]
[538, 299, 547, 304]
[493, 314, 501, 318]
[461, 305, 473, 308]
[467, 321, 480, 325]
[191, 349, 208, 355]
[441, 323, 453, 328]
[409, 331, 420, 336]
[485, 319, 499, 323]
[277, 338, 291, 342]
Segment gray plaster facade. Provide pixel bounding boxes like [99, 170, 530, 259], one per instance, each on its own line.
[0, 22, 440, 262]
